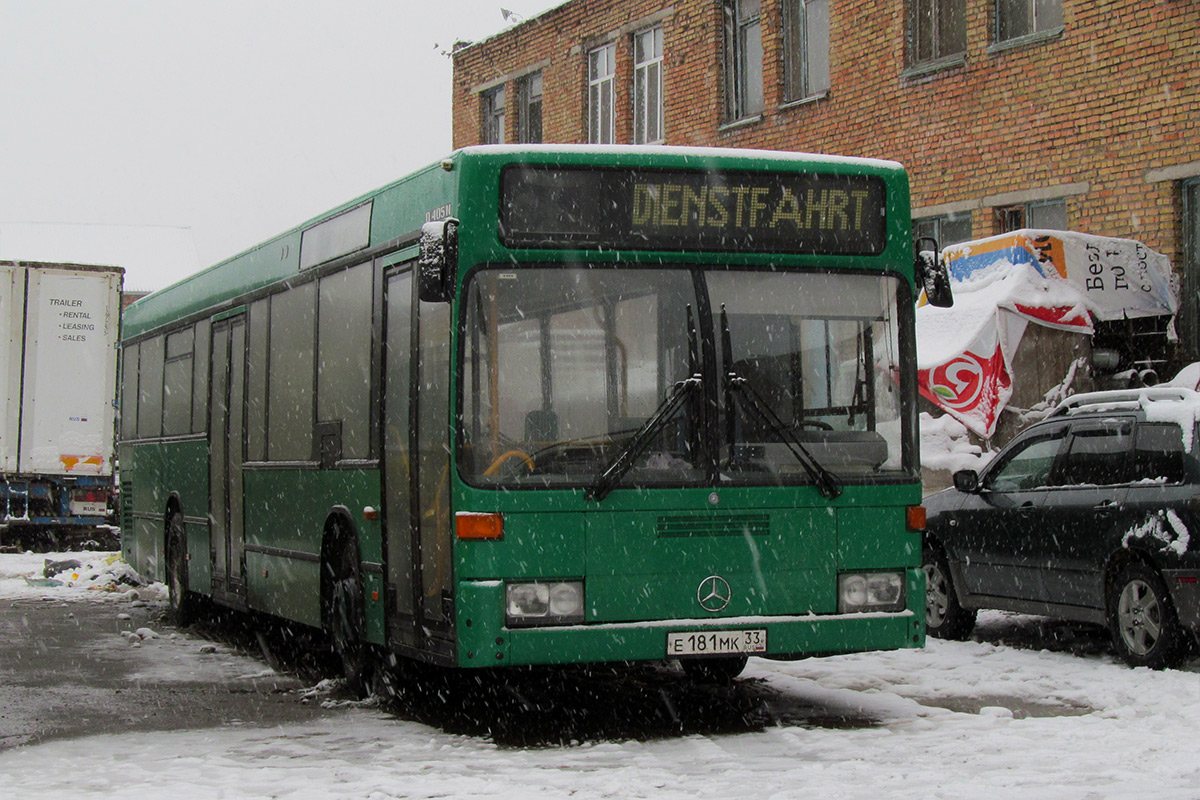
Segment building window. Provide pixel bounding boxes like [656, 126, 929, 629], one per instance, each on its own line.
[915, 213, 972, 249]
[482, 85, 505, 145]
[588, 43, 616, 144]
[633, 26, 664, 144]
[910, 0, 966, 65]
[996, 198, 1067, 232]
[996, 0, 1062, 43]
[723, 0, 764, 121]
[518, 71, 543, 144]
[783, 0, 830, 102]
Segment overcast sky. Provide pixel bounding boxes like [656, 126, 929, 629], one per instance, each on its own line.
[0, 1, 561, 290]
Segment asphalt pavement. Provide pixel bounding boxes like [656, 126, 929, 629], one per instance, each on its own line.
[0, 595, 341, 750]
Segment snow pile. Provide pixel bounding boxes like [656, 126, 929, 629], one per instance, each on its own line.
[1163, 361, 1200, 390]
[0, 551, 164, 603]
[919, 412, 993, 474]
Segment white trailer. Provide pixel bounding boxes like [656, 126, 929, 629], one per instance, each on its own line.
[1, 261, 123, 550]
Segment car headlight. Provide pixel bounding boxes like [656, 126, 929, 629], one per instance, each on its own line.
[505, 580, 585, 626]
[838, 572, 905, 613]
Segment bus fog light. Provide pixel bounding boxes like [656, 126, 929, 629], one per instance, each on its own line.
[838, 572, 905, 613]
[505, 581, 584, 626]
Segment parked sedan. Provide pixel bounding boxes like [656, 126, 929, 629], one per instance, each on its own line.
[923, 388, 1200, 669]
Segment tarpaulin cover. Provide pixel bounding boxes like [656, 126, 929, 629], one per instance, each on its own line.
[916, 230, 1176, 437]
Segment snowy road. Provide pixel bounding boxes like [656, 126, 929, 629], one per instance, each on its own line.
[1, 553, 1197, 800]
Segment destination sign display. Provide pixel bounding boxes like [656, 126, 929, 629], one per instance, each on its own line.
[499, 165, 886, 255]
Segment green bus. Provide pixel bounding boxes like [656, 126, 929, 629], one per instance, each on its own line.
[120, 145, 944, 684]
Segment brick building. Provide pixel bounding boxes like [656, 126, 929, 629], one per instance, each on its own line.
[451, 0, 1200, 354]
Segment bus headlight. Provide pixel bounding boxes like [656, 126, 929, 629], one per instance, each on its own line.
[505, 581, 585, 626]
[837, 572, 905, 613]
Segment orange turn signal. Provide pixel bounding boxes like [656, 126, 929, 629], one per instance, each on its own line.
[906, 505, 927, 531]
[456, 511, 504, 540]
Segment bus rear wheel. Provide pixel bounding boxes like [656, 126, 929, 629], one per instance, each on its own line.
[166, 512, 196, 625]
[325, 534, 371, 696]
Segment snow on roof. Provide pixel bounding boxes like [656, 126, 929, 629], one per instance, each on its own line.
[455, 143, 905, 172]
[1051, 385, 1200, 450]
[0, 222, 201, 293]
[915, 255, 1088, 369]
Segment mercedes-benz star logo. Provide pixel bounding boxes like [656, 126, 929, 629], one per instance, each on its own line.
[697, 575, 732, 613]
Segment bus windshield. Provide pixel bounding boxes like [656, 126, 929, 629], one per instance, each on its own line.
[461, 266, 909, 490]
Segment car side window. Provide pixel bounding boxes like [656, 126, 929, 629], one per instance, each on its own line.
[985, 429, 1067, 492]
[1051, 421, 1133, 487]
[1134, 422, 1190, 484]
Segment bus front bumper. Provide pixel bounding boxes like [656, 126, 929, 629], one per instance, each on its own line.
[456, 581, 924, 667]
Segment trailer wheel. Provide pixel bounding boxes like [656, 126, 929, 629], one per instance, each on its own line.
[166, 512, 197, 625]
[324, 526, 371, 697]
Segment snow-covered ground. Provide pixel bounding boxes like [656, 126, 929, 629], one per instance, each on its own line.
[1, 552, 1197, 799]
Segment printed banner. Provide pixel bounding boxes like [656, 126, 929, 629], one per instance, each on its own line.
[942, 230, 1176, 322]
[918, 328, 1013, 439]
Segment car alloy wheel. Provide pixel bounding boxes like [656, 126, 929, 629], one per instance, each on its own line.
[924, 561, 950, 629]
[1116, 578, 1164, 657]
[1109, 562, 1185, 669]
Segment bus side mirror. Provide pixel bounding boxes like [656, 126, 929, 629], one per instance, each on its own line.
[419, 218, 459, 303]
[915, 237, 953, 308]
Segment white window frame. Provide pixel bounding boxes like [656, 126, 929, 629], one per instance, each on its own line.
[588, 43, 616, 144]
[633, 26, 664, 144]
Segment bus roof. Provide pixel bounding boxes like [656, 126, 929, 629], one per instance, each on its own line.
[122, 146, 909, 340]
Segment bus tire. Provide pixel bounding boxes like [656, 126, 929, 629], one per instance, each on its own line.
[166, 511, 197, 626]
[324, 528, 371, 696]
[681, 655, 747, 684]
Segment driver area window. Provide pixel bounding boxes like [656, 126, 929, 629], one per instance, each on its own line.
[985, 429, 1066, 492]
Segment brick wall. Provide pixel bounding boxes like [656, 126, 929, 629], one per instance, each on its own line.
[452, 0, 1199, 264]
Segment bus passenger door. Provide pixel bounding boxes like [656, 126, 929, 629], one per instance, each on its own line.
[383, 266, 454, 655]
[383, 270, 418, 647]
[209, 314, 248, 606]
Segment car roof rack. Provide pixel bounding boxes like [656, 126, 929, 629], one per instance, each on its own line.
[1050, 386, 1200, 417]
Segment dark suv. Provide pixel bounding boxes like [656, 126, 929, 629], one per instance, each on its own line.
[923, 387, 1200, 668]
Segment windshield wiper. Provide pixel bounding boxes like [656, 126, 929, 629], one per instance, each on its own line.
[587, 306, 703, 502]
[585, 375, 701, 502]
[720, 306, 843, 500]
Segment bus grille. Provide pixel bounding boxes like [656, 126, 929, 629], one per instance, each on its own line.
[655, 513, 770, 538]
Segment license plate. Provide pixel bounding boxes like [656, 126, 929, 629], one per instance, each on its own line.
[70, 501, 107, 516]
[666, 629, 767, 656]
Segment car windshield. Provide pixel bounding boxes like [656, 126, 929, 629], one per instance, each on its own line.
[460, 265, 911, 489]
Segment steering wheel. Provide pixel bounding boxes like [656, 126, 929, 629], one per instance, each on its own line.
[798, 419, 834, 431]
[484, 449, 535, 476]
